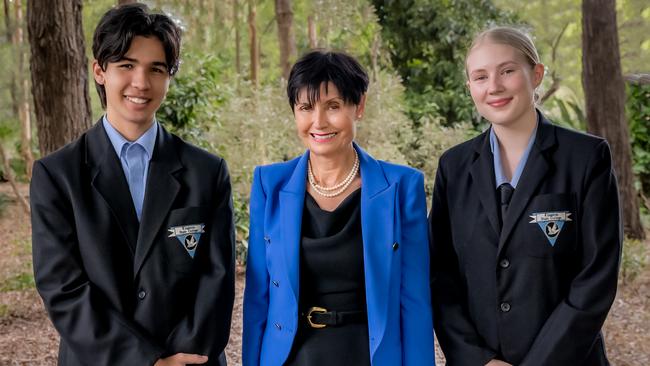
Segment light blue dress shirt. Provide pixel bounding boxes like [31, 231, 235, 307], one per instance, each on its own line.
[102, 116, 158, 221]
[490, 116, 538, 189]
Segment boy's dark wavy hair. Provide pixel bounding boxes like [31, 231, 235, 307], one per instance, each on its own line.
[92, 3, 181, 108]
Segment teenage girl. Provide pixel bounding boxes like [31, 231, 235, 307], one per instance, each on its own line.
[430, 26, 621, 366]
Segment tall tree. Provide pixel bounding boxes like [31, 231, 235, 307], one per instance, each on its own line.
[234, 0, 242, 75]
[307, 14, 317, 49]
[582, 0, 644, 239]
[3, 0, 18, 117]
[13, 0, 34, 178]
[274, 0, 296, 80]
[27, 0, 91, 156]
[248, 0, 259, 87]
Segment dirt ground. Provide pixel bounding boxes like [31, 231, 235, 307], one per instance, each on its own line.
[0, 182, 648, 365]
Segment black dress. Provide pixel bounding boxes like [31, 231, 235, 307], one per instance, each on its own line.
[284, 189, 371, 366]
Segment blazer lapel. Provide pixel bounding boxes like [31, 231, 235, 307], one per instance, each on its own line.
[88, 121, 139, 254]
[356, 143, 395, 356]
[279, 151, 309, 303]
[469, 131, 501, 238]
[498, 115, 557, 254]
[133, 125, 182, 278]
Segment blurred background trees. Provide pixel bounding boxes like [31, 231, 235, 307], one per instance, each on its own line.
[0, 0, 648, 258]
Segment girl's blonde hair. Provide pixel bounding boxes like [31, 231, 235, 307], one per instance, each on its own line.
[465, 26, 540, 75]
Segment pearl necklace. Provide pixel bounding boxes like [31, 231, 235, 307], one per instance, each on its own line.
[308, 149, 360, 198]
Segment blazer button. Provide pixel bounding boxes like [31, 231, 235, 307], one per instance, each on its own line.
[138, 290, 146, 300]
[499, 258, 510, 268]
[264, 236, 271, 245]
[500, 302, 511, 312]
[274, 323, 282, 330]
[392, 242, 399, 251]
[272, 280, 279, 287]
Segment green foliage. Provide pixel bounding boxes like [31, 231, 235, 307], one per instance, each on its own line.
[371, 0, 516, 126]
[549, 98, 586, 131]
[158, 54, 230, 150]
[627, 83, 650, 198]
[617, 0, 650, 77]
[233, 191, 250, 266]
[620, 238, 649, 285]
[307, 1, 384, 62]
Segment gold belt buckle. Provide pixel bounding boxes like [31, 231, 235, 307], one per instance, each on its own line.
[306, 306, 327, 328]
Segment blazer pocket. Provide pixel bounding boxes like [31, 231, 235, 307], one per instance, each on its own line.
[525, 193, 577, 258]
[164, 206, 210, 274]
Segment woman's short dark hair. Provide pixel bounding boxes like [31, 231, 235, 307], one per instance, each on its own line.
[92, 3, 182, 108]
[287, 50, 369, 111]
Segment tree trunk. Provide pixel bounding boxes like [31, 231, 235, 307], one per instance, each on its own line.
[118, 0, 136, 5]
[307, 15, 317, 49]
[14, 0, 34, 179]
[27, 0, 92, 157]
[274, 0, 296, 80]
[582, 0, 645, 239]
[3, 0, 18, 118]
[233, 0, 241, 75]
[248, 0, 259, 87]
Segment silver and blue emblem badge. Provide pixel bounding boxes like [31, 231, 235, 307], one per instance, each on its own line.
[529, 211, 572, 246]
[168, 223, 205, 258]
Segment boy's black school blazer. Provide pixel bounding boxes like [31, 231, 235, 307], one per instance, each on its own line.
[30, 120, 235, 366]
[430, 113, 621, 366]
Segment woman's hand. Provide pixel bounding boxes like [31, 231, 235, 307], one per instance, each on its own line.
[485, 360, 512, 366]
[154, 353, 208, 366]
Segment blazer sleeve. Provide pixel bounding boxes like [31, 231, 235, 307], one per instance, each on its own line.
[519, 140, 622, 365]
[165, 158, 236, 361]
[429, 156, 497, 365]
[399, 171, 436, 365]
[242, 166, 270, 366]
[30, 160, 165, 366]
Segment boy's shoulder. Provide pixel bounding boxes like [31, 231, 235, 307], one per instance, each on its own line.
[37, 120, 225, 177]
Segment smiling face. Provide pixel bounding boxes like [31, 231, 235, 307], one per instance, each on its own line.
[294, 82, 365, 158]
[93, 36, 170, 133]
[466, 40, 544, 128]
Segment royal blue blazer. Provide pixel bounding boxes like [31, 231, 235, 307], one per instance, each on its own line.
[242, 144, 435, 366]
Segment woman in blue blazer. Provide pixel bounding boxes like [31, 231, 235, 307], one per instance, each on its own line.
[243, 50, 434, 366]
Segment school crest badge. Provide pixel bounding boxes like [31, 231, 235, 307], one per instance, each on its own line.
[529, 211, 572, 246]
[168, 223, 205, 258]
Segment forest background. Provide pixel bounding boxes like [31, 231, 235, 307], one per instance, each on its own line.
[0, 0, 649, 365]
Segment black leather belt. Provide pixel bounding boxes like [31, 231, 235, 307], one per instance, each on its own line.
[302, 306, 367, 328]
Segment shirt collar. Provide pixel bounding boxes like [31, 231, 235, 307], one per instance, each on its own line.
[489, 114, 539, 189]
[102, 115, 158, 160]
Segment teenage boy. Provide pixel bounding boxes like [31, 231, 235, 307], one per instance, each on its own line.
[30, 4, 234, 366]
